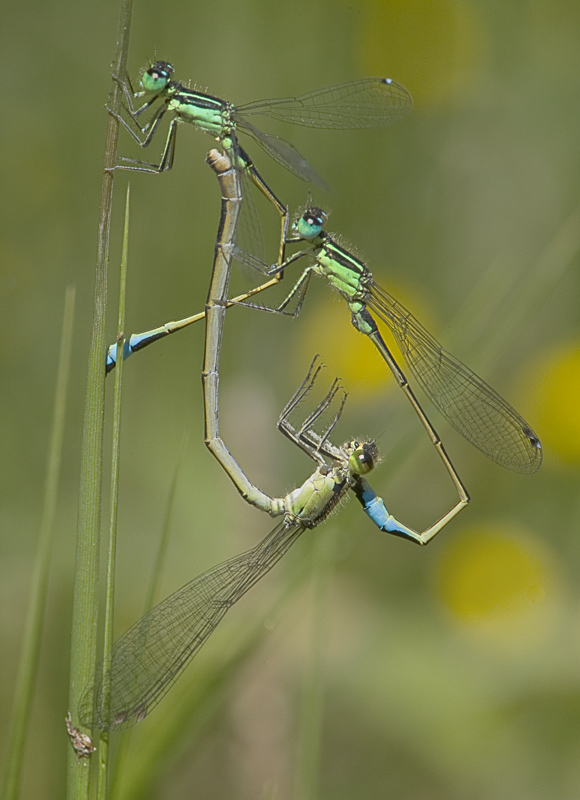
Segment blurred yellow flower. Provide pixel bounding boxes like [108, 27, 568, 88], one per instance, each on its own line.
[436, 523, 554, 636]
[522, 339, 580, 466]
[354, 0, 486, 106]
[295, 280, 436, 400]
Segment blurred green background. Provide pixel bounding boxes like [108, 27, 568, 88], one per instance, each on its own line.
[2, 0, 580, 797]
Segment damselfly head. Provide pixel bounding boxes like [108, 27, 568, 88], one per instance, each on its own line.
[347, 440, 379, 476]
[294, 207, 328, 240]
[142, 61, 174, 93]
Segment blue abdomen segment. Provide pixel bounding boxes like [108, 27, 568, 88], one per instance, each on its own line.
[105, 329, 167, 373]
[356, 479, 390, 529]
[354, 479, 419, 541]
[106, 340, 132, 372]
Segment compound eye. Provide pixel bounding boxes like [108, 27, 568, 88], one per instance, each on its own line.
[349, 441, 378, 475]
[142, 62, 172, 93]
[294, 206, 327, 240]
[356, 447, 373, 474]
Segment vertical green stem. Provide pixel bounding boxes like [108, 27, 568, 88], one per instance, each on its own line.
[1, 287, 75, 800]
[66, 1, 133, 797]
[95, 185, 131, 799]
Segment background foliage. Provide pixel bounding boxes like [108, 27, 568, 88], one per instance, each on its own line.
[1, 0, 579, 797]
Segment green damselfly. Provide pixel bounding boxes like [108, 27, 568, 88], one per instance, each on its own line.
[109, 152, 466, 524]
[112, 60, 411, 192]
[243, 206, 542, 477]
[105, 63, 412, 372]
[108, 197, 540, 484]
[110, 60, 412, 265]
[79, 357, 464, 732]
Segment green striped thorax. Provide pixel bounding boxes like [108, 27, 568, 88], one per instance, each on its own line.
[283, 440, 378, 527]
[140, 60, 234, 140]
[293, 206, 372, 307]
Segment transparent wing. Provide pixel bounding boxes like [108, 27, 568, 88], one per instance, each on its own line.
[78, 519, 305, 732]
[237, 166, 269, 264]
[236, 78, 412, 129]
[367, 282, 542, 473]
[237, 118, 327, 188]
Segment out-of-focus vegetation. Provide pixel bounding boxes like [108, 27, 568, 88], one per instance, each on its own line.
[1, 0, 579, 797]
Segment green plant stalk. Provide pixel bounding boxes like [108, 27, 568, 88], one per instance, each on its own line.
[66, 1, 133, 796]
[1, 287, 75, 800]
[96, 185, 131, 799]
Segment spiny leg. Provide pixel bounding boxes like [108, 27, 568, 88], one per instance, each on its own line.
[317, 390, 348, 453]
[277, 355, 325, 424]
[297, 378, 343, 439]
[111, 71, 153, 117]
[106, 109, 178, 173]
[106, 88, 169, 147]
[233, 264, 314, 319]
[277, 357, 347, 463]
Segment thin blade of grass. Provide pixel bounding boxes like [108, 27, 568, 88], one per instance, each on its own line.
[66, 0, 134, 796]
[1, 287, 75, 800]
[96, 184, 131, 799]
